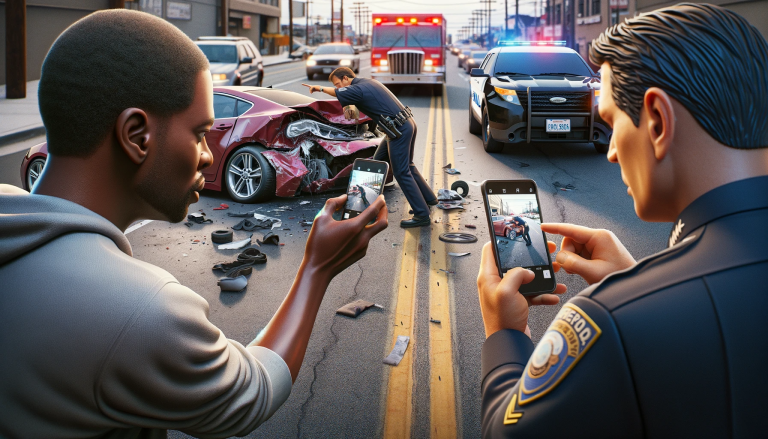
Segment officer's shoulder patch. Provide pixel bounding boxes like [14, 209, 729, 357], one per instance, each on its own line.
[338, 87, 348, 91]
[518, 303, 601, 405]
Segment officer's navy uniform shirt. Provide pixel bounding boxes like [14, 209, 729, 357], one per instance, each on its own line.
[481, 175, 768, 438]
[334, 77, 405, 126]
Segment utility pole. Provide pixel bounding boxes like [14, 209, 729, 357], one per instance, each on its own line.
[331, 0, 334, 41]
[220, 0, 228, 36]
[505, 0, 508, 39]
[289, 0, 294, 54]
[514, 0, 519, 39]
[340, 0, 344, 43]
[6, 0, 26, 98]
[305, 0, 310, 47]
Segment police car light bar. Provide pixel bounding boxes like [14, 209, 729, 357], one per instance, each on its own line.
[497, 40, 567, 46]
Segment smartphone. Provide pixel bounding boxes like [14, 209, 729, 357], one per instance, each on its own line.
[481, 179, 556, 295]
[342, 158, 389, 220]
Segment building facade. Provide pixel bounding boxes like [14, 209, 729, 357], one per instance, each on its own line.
[0, 0, 281, 85]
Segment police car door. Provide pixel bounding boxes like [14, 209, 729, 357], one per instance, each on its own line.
[470, 52, 494, 120]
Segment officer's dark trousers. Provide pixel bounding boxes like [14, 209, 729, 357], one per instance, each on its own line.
[373, 118, 436, 217]
[522, 226, 531, 245]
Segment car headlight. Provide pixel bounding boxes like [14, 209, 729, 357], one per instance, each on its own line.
[307, 59, 317, 66]
[493, 87, 521, 105]
[211, 73, 227, 81]
[340, 59, 352, 66]
[286, 119, 362, 141]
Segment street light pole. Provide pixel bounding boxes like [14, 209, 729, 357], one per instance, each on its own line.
[340, 0, 344, 42]
[289, 0, 294, 54]
[331, 0, 334, 41]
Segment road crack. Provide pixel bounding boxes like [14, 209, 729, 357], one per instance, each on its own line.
[534, 145, 579, 223]
[296, 263, 364, 437]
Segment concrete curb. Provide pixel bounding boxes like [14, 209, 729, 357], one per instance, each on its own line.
[0, 126, 46, 148]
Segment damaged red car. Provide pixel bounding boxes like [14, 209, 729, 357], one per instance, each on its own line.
[20, 86, 384, 203]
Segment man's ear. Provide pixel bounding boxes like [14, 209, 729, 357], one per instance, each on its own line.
[115, 108, 152, 165]
[642, 87, 675, 161]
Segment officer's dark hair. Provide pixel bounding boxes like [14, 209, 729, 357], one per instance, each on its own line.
[39, 10, 210, 157]
[590, 3, 768, 149]
[329, 67, 356, 82]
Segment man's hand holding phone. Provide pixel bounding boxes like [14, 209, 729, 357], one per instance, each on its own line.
[477, 242, 566, 339]
[541, 223, 636, 285]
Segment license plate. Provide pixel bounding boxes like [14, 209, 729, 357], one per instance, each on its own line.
[323, 67, 333, 74]
[546, 119, 571, 132]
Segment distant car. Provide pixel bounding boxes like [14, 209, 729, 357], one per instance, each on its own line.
[21, 87, 384, 203]
[468, 41, 612, 153]
[458, 46, 481, 68]
[196, 36, 264, 87]
[492, 215, 524, 239]
[464, 50, 488, 73]
[306, 43, 361, 80]
[289, 43, 313, 59]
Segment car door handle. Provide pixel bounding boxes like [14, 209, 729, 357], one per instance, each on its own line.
[215, 123, 233, 130]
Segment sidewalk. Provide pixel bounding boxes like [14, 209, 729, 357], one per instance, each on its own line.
[0, 54, 299, 146]
[0, 80, 45, 147]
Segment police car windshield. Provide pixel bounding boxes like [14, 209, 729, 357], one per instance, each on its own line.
[313, 44, 355, 55]
[373, 27, 406, 47]
[494, 52, 593, 77]
[196, 44, 238, 64]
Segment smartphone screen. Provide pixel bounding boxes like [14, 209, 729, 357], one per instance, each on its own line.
[342, 159, 389, 220]
[482, 180, 556, 295]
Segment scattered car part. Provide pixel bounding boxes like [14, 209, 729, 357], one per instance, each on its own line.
[257, 232, 280, 246]
[211, 229, 234, 244]
[226, 265, 253, 278]
[217, 235, 253, 250]
[213, 203, 230, 210]
[465, 224, 477, 229]
[217, 275, 249, 292]
[450, 180, 469, 197]
[437, 201, 465, 210]
[187, 212, 213, 224]
[439, 233, 478, 244]
[448, 252, 471, 257]
[383, 335, 410, 366]
[299, 200, 311, 205]
[444, 168, 461, 175]
[437, 188, 464, 201]
[430, 318, 442, 324]
[335, 299, 383, 318]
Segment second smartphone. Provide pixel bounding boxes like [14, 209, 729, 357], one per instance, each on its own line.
[341, 158, 390, 220]
[481, 179, 557, 295]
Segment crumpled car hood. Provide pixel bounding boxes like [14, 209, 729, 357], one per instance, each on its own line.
[289, 100, 372, 125]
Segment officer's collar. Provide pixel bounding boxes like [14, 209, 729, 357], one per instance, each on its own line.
[668, 175, 768, 247]
[350, 77, 361, 85]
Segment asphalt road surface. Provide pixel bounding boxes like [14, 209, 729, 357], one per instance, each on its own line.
[496, 220, 548, 268]
[0, 53, 671, 438]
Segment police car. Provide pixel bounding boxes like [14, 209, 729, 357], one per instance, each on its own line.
[468, 41, 611, 153]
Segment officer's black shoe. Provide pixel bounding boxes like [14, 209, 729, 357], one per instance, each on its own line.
[400, 216, 431, 228]
[526, 243, 531, 246]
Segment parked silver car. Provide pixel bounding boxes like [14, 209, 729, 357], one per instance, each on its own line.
[306, 43, 360, 80]
[196, 36, 264, 87]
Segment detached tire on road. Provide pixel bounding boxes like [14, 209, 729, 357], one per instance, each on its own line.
[211, 229, 234, 244]
[451, 180, 469, 197]
[224, 145, 276, 204]
[482, 106, 504, 153]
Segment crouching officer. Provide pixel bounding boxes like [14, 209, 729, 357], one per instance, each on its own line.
[477, 4, 768, 438]
[302, 67, 437, 228]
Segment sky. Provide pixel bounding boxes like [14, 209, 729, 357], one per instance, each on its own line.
[280, 0, 542, 37]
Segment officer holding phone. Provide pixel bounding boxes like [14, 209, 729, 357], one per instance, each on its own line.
[302, 67, 437, 228]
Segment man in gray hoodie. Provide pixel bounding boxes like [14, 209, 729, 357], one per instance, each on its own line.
[0, 10, 388, 438]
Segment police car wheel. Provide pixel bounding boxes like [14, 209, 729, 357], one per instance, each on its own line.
[482, 107, 504, 153]
[307, 72, 315, 80]
[468, 94, 482, 135]
[593, 142, 609, 154]
[224, 145, 276, 204]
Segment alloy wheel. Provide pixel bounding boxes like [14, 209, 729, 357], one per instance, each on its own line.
[27, 159, 45, 190]
[226, 152, 263, 199]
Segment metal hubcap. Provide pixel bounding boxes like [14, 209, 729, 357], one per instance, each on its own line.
[227, 152, 262, 199]
[27, 160, 45, 190]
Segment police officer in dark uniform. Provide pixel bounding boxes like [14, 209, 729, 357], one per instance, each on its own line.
[511, 216, 531, 246]
[303, 67, 437, 228]
[476, 5, 768, 437]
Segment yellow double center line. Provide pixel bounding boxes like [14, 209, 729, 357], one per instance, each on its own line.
[384, 89, 458, 438]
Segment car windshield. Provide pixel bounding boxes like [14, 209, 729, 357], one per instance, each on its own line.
[407, 26, 441, 47]
[313, 44, 355, 55]
[472, 52, 487, 59]
[246, 89, 317, 107]
[373, 27, 406, 48]
[197, 44, 238, 64]
[494, 52, 593, 76]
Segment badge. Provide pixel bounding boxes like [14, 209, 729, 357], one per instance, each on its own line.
[338, 87, 348, 92]
[518, 303, 601, 405]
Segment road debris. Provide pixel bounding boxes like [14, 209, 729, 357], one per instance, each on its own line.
[383, 336, 410, 366]
[444, 168, 461, 175]
[213, 203, 230, 210]
[430, 318, 442, 324]
[336, 299, 384, 318]
[465, 224, 477, 229]
[300, 220, 313, 227]
[439, 233, 478, 244]
[186, 212, 212, 224]
[437, 201, 465, 210]
[450, 180, 470, 197]
[257, 232, 280, 246]
[437, 188, 464, 201]
[211, 229, 234, 244]
[217, 234, 253, 250]
[438, 269, 455, 274]
[553, 181, 576, 191]
[299, 200, 311, 205]
[217, 275, 248, 292]
[448, 252, 471, 257]
[213, 247, 267, 276]
[442, 163, 452, 169]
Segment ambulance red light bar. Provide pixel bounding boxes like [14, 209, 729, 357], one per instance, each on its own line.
[410, 17, 417, 23]
[396, 17, 404, 23]
[374, 17, 383, 24]
[432, 18, 440, 24]
[497, 40, 567, 46]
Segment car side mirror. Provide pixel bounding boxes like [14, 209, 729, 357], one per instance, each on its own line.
[470, 68, 488, 77]
[240, 57, 253, 64]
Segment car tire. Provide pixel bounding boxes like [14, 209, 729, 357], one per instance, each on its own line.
[482, 106, 504, 153]
[224, 145, 276, 204]
[506, 228, 515, 240]
[468, 94, 482, 135]
[307, 72, 315, 80]
[26, 158, 46, 191]
[257, 73, 263, 87]
[451, 180, 469, 197]
[593, 142, 609, 154]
